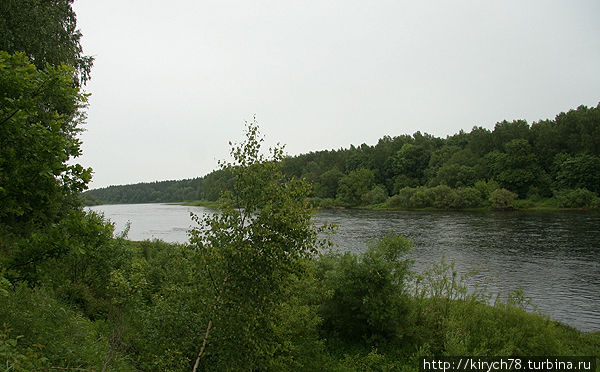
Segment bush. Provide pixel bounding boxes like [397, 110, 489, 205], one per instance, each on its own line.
[409, 187, 434, 208]
[0, 284, 134, 370]
[450, 187, 483, 209]
[361, 185, 388, 205]
[386, 187, 417, 209]
[315, 235, 413, 345]
[408, 257, 599, 357]
[307, 197, 337, 208]
[386, 186, 484, 209]
[474, 179, 499, 200]
[554, 188, 599, 208]
[489, 188, 517, 210]
[428, 185, 454, 209]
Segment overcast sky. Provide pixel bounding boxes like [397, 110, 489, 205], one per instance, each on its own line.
[73, 0, 600, 189]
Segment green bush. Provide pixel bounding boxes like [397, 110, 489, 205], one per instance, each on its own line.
[386, 187, 417, 208]
[554, 188, 599, 208]
[410, 187, 434, 208]
[474, 179, 499, 200]
[489, 188, 518, 210]
[408, 257, 600, 357]
[428, 185, 454, 209]
[315, 235, 413, 345]
[0, 284, 134, 370]
[386, 186, 485, 209]
[361, 185, 388, 205]
[450, 187, 483, 209]
[307, 197, 337, 208]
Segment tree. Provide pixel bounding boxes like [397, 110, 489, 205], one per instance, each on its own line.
[433, 164, 477, 188]
[530, 119, 561, 171]
[188, 120, 326, 370]
[0, 0, 93, 85]
[491, 120, 530, 151]
[467, 126, 494, 157]
[391, 143, 430, 186]
[553, 154, 600, 194]
[487, 139, 539, 198]
[316, 167, 344, 198]
[345, 143, 375, 172]
[337, 168, 375, 206]
[0, 52, 91, 238]
[554, 104, 600, 156]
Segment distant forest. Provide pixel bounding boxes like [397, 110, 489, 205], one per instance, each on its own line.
[84, 103, 600, 208]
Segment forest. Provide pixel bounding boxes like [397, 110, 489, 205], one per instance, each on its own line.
[1, 1, 599, 371]
[85, 103, 600, 210]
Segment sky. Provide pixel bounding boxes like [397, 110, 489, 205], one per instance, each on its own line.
[72, 0, 600, 189]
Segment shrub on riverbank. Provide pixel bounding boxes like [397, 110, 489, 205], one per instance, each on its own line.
[3, 123, 599, 370]
[554, 188, 600, 208]
[2, 232, 599, 370]
[383, 185, 484, 210]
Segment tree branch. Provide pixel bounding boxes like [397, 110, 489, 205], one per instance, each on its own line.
[192, 273, 228, 372]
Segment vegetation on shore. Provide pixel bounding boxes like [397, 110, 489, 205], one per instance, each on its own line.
[179, 199, 220, 208]
[84, 104, 600, 211]
[1, 2, 599, 370]
[2, 123, 599, 370]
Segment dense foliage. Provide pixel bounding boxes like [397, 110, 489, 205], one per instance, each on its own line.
[0, 52, 91, 238]
[85, 104, 600, 209]
[0, 0, 93, 85]
[187, 122, 326, 370]
[3, 120, 600, 369]
[4, 100, 598, 369]
[85, 178, 203, 204]
[1, 0, 93, 272]
[1, 3, 598, 369]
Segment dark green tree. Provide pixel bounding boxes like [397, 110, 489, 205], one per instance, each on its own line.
[391, 143, 430, 187]
[0, 52, 91, 238]
[487, 139, 540, 197]
[491, 120, 530, 151]
[345, 143, 375, 172]
[530, 119, 561, 171]
[467, 126, 494, 157]
[0, 0, 93, 85]
[316, 167, 344, 198]
[553, 154, 600, 194]
[554, 104, 600, 156]
[337, 168, 375, 206]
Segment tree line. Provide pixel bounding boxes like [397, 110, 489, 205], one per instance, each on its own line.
[86, 103, 600, 209]
[1, 2, 599, 369]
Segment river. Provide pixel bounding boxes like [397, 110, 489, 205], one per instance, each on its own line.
[87, 203, 600, 332]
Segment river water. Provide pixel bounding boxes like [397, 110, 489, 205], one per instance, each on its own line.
[88, 203, 600, 332]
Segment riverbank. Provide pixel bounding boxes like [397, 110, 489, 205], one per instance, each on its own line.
[5, 236, 597, 371]
[174, 193, 600, 212]
[308, 195, 599, 212]
[92, 198, 598, 212]
[88, 203, 600, 332]
[178, 199, 220, 207]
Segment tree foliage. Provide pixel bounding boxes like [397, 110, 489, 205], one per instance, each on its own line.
[315, 234, 413, 344]
[2, 116, 598, 369]
[337, 168, 375, 206]
[0, 0, 93, 84]
[86, 103, 600, 209]
[0, 52, 91, 237]
[188, 120, 327, 370]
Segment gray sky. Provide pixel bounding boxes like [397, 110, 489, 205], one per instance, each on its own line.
[73, 0, 600, 189]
